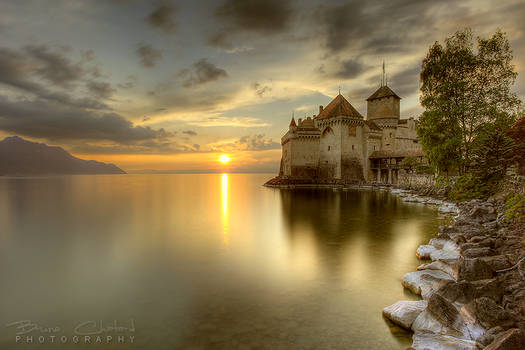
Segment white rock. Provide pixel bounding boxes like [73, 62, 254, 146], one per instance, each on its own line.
[417, 260, 459, 280]
[439, 204, 460, 214]
[411, 310, 484, 349]
[430, 238, 449, 249]
[417, 245, 437, 259]
[403, 270, 455, 299]
[382, 300, 428, 329]
[430, 241, 460, 261]
[412, 332, 478, 350]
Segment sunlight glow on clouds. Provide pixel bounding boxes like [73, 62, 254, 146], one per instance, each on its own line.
[0, 0, 523, 172]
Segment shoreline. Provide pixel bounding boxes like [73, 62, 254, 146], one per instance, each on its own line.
[383, 189, 525, 349]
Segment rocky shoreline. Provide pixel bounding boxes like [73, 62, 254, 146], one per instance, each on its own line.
[383, 189, 525, 349]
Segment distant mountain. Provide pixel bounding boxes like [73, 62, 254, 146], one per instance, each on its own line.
[0, 136, 126, 175]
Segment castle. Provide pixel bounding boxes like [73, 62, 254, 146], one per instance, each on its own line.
[275, 83, 423, 184]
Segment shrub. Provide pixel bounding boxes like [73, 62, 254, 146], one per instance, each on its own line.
[505, 193, 525, 223]
[449, 173, 501, 201]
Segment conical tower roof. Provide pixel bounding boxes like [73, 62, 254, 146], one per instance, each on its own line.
[316, 94, 363, 120]
[366, 85, 400, 101]
[289, 116, 296, 127]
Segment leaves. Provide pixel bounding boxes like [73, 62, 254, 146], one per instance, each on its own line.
[418, 28, 521, 175]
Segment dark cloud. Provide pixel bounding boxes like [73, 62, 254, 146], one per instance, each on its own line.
[332, 58, 367, 79]
[118, 75, 137, 89]
[251, 82, 271, 97]
[24, 45, 84, 87]
[86, 81, 116, 99]
[210, 0, 294, 48]
[0, 95, 172, 144]
[179, 59, 228, 88]
[136, 43, 162, 68]
[146, 3, 178, 34]
[182, 130, 197, 136]
[389, 65, 421, 98]
[314, 0, 461, 54]
[0, 47, 108, 110]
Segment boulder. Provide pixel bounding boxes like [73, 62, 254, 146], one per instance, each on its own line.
[462, 247, 495, 258]
[458, 258, 494, 281]
[480, 255, 513, 271]
[476, 326, 503, 347]
[417, 245, 437, 259]
[471, 297, 510, 330]
[427, 293, 464, 333]
[437, 281, 476, 304]
[418, 260, 459, 280]
[485, 328, 525, 350]
[403, 270, 455, 299]
[430, 238, 451, 249]
[382, 300, 427, 329]
[411, 332, 478, 350]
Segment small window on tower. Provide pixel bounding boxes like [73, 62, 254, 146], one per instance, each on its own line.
[328, 146, 331, 151]
[352, 145, 354, 150]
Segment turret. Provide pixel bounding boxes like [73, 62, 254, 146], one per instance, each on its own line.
[366, 85, 400, 121]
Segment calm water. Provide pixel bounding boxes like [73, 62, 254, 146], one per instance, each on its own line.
[0, 174, 441, 350]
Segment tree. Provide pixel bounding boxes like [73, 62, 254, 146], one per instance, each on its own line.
[399, 156, 418, 173]
[418, 28, 521, 175]
[507, 114, 525, 175]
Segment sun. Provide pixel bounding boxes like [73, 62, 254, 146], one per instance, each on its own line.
[218, 154, 231, 164]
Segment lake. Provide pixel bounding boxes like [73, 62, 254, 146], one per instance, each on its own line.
[0, 174, 441, 349]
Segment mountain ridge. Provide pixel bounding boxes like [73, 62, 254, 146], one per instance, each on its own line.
[0, 136, 126, 175]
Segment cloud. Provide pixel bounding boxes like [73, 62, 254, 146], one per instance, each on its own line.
[0, 95, 172, 143]
[188, 116, 269, 127]
[86, 81, 116, 99]
[136, 43, 162, 67]
[210, 0, 295, 48]
[332, 58, 367, 79]
[251, 82, 272, 97]
[0, 46, 108, 109]
[314, 0, 463, 55]
[178, 59, 228, 88]
[210, 134, 280, 152]
[146, 3, 178, 34]
[24, 45, 84, 87]
[118, 75, 137, 89]
[182, 130, 197, 136]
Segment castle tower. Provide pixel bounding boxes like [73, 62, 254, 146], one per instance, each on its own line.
[366, 85, 401, 123]
[315, 93, 366, 181]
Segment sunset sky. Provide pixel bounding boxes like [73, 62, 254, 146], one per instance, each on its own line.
[0, 0, 524, 172]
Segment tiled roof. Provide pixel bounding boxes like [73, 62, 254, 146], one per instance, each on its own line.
[366, 85, 401, 101]
[316, 94, 363, 120]
[289, 117, 296, 127]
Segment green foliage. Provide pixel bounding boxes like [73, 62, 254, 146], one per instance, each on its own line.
[399, 156, 419, 172]
[507, 114, 525, 175]
[504, 193, 525, 223]
[418, 28, 521, 175]
[416, 164, 434, 174]
[471, 117, 516, 183]
[449, 173, 501, 201]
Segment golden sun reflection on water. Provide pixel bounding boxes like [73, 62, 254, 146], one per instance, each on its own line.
[221, 173, 229, 245]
